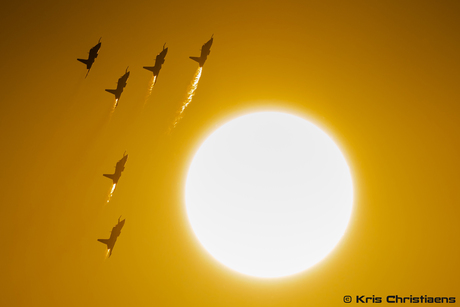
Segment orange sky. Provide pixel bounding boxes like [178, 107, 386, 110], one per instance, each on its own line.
[1, 1, 459, 306]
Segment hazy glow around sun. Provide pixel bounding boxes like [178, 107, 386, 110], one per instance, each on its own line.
[185, 112, 353, 278]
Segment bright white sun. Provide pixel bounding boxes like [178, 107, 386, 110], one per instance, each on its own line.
[185, 111, 353, 278]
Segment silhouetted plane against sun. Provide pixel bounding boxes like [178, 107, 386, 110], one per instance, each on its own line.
[77, 38, 101, 77]
[143, 44, 168, 82]
[98, 216, 125, 257]
[103, 152, 128, 185]
[106, 68, 130, 106]
[189, 35, 213, 67]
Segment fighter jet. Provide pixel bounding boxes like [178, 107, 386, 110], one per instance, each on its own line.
[189, 35, 213, 67]
[103, 152, 128, 185]
[105, 68, 130, 106]
[77, 38, 101, 77]
[143, 44, 168, 81]
[98, 216, 125, 257]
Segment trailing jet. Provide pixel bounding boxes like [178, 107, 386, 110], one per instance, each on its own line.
[77, 38, 101, 77]
[106, 68, 130, 105]
[98, 216, 125, 257]
[143, 44, 168, 80]
[189, 35, 213, 67]
[103, 152, 128, 185]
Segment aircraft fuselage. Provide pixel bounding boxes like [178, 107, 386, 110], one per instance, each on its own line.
[189, 36, 213, 67]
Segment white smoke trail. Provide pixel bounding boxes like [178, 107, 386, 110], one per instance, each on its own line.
[104, 249, 111, 260]
[171, 67, 202, 129]
[106, 183, 117, 203]
[147, 75, 157, 98]
[109, 98, 118, 115]
[144, 75, 157, 107]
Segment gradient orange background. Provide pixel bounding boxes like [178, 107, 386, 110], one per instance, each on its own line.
[1, 1, 459, 306]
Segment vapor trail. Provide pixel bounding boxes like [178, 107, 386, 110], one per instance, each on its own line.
[171, 67, 202, 129]
[108, 98, 118, 119]
[106, 183, 117, 203]
[104, 249, 111, 260]
[144, 75, 157, 105]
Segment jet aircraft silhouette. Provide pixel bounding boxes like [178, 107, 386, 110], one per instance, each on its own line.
[143, 44, 168, 81]
[77, 38, 101, 77]
[103, 152, 128, 184]
[98, 217, 125, 257]
[189, 35, 213, 67]
[106, 68, 130, 106]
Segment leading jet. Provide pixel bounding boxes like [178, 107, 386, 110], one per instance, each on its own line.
[106, 68, 130, 106]
[77, 38, 101, 77]
[98, 217, 125, 257]
[189, 35, 213, 67]
[143, 44, 168, 82]
[103, 152, 128, 185]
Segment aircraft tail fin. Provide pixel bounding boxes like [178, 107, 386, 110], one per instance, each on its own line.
[189, 56, 201, 63]
[105, 89, 117, 95]
[103, 174, 115, 180]
[77, 58, 90, 65]
[143, 66, 155, 72]
[98, 239, 110, 246]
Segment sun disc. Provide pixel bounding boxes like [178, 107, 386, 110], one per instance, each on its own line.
[185, 111, 353, 278]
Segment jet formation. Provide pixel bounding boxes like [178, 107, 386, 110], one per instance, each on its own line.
[81, 36, 214, 258]
[189, 35, 213, 67]
[103, 152, 128, 185]
[98, 217, 125, 257]
[77, 38, 101, 77]
[105, 68, 130, 106]
[143, 44, 168, 82]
